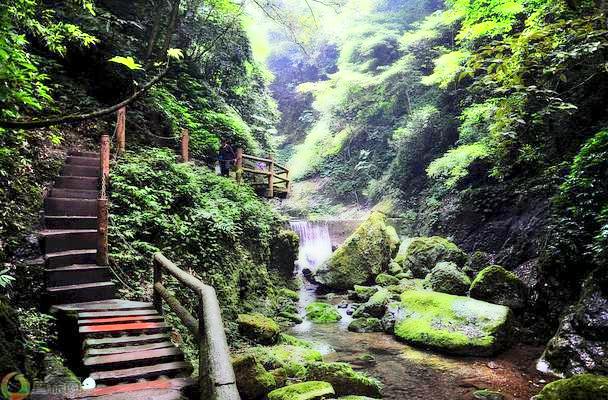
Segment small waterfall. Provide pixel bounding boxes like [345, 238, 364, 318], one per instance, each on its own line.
[289, 220, 334, 331]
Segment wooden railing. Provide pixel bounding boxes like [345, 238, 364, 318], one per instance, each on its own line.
[153, 253, 240, 400]
[236, 151, 290, 198]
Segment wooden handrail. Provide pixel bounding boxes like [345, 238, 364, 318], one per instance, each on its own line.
[97, 134, 110, 266]
[153, 253, 240, 400]
[236, 148, 290, 197]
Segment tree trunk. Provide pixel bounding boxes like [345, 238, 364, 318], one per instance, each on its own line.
[160, 0, 181, 60]
[144, 0, 164, 61]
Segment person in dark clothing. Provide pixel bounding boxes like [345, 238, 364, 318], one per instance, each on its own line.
[218, 139, 236, 177]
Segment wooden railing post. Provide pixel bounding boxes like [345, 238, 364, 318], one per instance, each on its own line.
[181, 129, 189, 163]
[267, 156, 274, 198]
[117, 107, 126, 154]
[97, 135, 110, 266]
[235, 148, 243, 184]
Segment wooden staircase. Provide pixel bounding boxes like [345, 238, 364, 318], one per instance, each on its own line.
[43, 150, 194, 399]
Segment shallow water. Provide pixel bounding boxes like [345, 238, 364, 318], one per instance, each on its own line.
[288, 220, 551, 400]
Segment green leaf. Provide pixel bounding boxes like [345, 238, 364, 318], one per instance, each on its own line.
[167, 48, 184, 61]
[109, 56, 143, 70]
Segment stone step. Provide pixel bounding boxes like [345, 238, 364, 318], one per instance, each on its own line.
[40, 229, 97, 253]
[45, 197, 97, 216]
[89, 362, 192, 386]
[78, 309, 159, 319]
[70, 150, 100, 158]
[47, 281, 115, 305]
[46, 265, 111, 287]
[45, 216, 98, 230]
[79, 322, 170, 336]
[53, 300, 154, 313]
[84, 333, 170, 349]
[50, 189, 99, 199]
[70, 378, 194, 400]
[79, 315, 164, 326]
[55, 176, 98, 190]
[67, 156, 100, 167]
[45, 249, 97, 268]
[61, 164, 100, 178]
[85, 341, 175, 357]
[84, 347, 183, 371]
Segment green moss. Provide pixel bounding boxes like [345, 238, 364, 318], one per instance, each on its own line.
[395, 236, 467, 278]
[353, 285, 379, 302]
[268, 381, 335, 400]
[279, 288, 300, 301]
[423, 261, 471, 295]
[271, 231, 300, 277]
[533, 374, 608, 400]
[353, 288, 391, 318]
[375, 273, 400, 286]
[473, 389, 505, 400]
[278, 334, 314, 348]
[393, 290, 511, 356]
[232, 354, 277, 398]
[348, 318, 384, 333]
[305, 362, 382, 397]
[470, 265, 526, 309]
[305, 302, 342, 324]
[238, 313, 281, 344]
[243, 345, 323, 378]
[314, 212, 400, 290]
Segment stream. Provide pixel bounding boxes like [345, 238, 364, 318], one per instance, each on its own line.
[289, 220, 551, 400]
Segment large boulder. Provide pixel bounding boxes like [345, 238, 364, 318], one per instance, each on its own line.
[395, 236, 467, 278]
[238, 314, 281, 345]
[267, 381, 335, 400]
[469, 265, 526, 309]
[393, 290, 512, 356]
[539, 269, 608, 376]
[243, 344, 323, 378]
[532, 374, 608, 400]
[305, 302, 342, 323]
[423, 262, 471, 295]
[314, 212, 400, 290]
[349, 285, 379, 302]
[271, 229, 300, 277]
[375, 273, 400, 286]
[305, 362, 382, 397]
[233, 354, 277, 399]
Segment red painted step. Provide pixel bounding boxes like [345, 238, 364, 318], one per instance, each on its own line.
[71, 378, 194, 400]
[55, 175, 98, 190]
[45, 249, 97, 268]
[83, 347, 183, 370]
[46, 265, 111, 286]
[61, 164, 100, 177]
[45, 197, 97, 216]
[45, 216, 98, 230]
[79, 322, 170, 335]
[84, 333, 170, 349]
[40, 229, 97, 253]
[89, 361, 191, 385]
[78, 315, 164, 326]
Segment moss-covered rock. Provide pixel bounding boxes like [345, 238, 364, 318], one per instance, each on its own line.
[348, 317, 384, 333]
[350, 285, 379, 302]
[267, 381, 335, 400]
[314, 212, 400, 290]
[375, 273, 400, 286]
[279, 288, 300, 301]
[271, 229, 300, 277]
[532, 374, 608, 400]
[233, 354, 277, 399]
[469, 265, 526, 309]
[393, 290, 512, 356]
[238, 313, 281, 345]
[395, 271, 413, 280]
[423, 262, 471, 295]
[473, 389, 505, 400]
[381, 302, 401, 333]
[463, 251, 494, 278]
[389, 261, 403, 275]
[305, 362, 382, 397]
[305, 302, 342, 323]
[395, 236, 467, 278]
[352, 288, 391, 318]
[241, 344, 323, 378]
[279, 311, 304, 324]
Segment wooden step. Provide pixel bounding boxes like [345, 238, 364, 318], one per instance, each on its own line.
[53, 300, 154, 313]
[46, 265, 111, 286]
[79, 309, 158, 319]
[79, 322, 170, 336]
[71, 378, 194, 400]
[89, 361, 191, 385]
[55, 176, 98, 190]
[84, 333, 170, 349]
[79, 315, 164, 326]
[61, 164, 100, 177]
[40, 229, 97, 253]
[51, 188, 99, 199]
[47, 281, 115, 305]
[45, 198, 97, 216]
[84, 347, 183, 371]
[46, 249, 97, 268]
[67, 156, 100, 167]
[45, 216, 98, 230]
[85, 341, 175, 356]
[70, 150, 100, 158]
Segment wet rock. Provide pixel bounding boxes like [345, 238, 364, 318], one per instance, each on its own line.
[346, 303, 360, 316]
[337, 301, 349, 309]
[395, 236, 467, 278]
[463, 251, 494, 279]
[473, 389, 505, 400]
[305, 362, 382, 397]
[271, 229, 300, 277]
[531, 374, 608, 400]
[393, 290, 512, 356]
[539, 268, 608, 376]
[469, 265, 526, 309]
[375, 273, 400, 286]
[314, 212, 400, 290]
[352, 288, 391, 318]
[232, 354, 277, 399]
[267, 381, 335, 400]
[389, 261, 403, 275]
[306, 302, 342, 323]
[423, 262, 471, 296]
[395, 271, 413, 280]
[348, 318, 384, 333]
[238, 313, 281, 345]
[350, 285, 379, 302]
[381, 302, 401, 333]
[279, 311, 304, 324]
